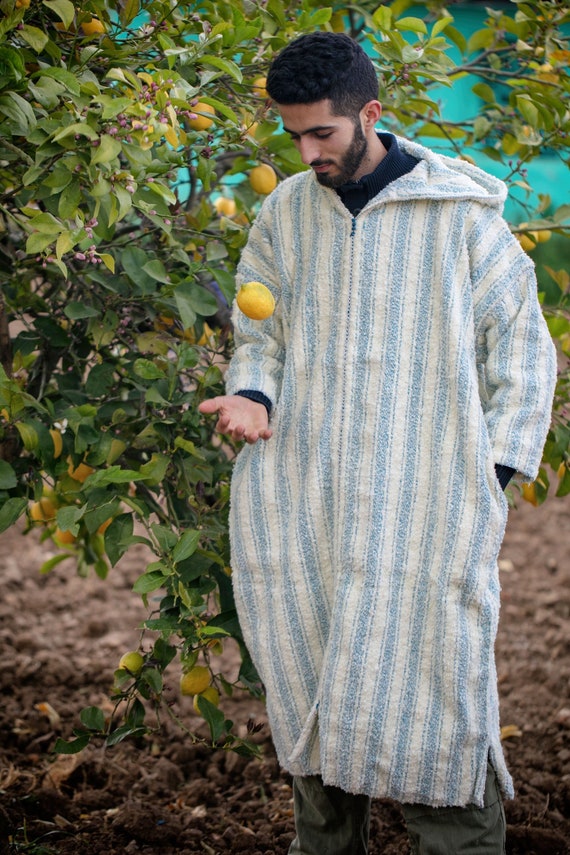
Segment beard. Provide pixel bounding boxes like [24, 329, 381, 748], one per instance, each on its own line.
[313, 121, 368, 188]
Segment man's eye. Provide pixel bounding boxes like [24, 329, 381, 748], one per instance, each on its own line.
[315, 133, 332, 139]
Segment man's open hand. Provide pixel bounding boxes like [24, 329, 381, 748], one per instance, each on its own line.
[198, 395, 273, 444]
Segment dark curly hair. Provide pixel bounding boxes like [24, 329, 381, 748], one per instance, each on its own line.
[266, 32, 378, 121]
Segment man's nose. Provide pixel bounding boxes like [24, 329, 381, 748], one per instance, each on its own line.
[298, 137, 321, 165]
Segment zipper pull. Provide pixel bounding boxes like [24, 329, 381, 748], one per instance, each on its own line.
[351, 217, 357, 237]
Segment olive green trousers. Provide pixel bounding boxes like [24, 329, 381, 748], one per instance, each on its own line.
[288, 761, 506, 854]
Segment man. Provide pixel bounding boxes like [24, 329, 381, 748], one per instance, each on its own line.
[199, 32, 556, 854]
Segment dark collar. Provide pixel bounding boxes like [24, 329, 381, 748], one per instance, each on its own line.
[336, 134, 419, 214]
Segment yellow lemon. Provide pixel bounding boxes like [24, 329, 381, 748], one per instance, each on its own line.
[252, 76, 268, 98]
[188, 102, 215, 132]
[67, 459, 95, 483]
[193, 686, 220, 714]
[97, 517, 113, 535]
[49, 428, 63, 458]
[119, 651, 144, 674]
[249, 163, 277, 195]
[521, 482, 538, 506]
[214, 196, 237, 217]
[81, 17, 106, 36]
[180, 665, 211, 696]
[236, 281, 275, 320]
[53, 527, 77, 545]
[534, 229, 552, 243]
[517, 233, 536, 252]
[29, 496, 57, 524]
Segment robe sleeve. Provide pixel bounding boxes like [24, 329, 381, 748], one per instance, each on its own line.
[224, 199, 286, 409]
[470, 211, 557, 482]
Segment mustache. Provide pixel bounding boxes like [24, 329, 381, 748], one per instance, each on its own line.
[310, 159, 333, 167]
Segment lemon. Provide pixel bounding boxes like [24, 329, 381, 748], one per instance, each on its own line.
[67, 459, 95, 483]
[29, 496, 57, 523]
[81, 18, 106, 36]
[517, 233, 536, 252]
[521, 482, 538, 506]
[180, 665, 211, 696]
[97, 517, 113, 535]
[214, 196, 237, 217]
[49, 429, 63, 459]
[534, 229, 552, 243]
[119, 651, 144, 674]
[53, 527, 77, 545]
[236, 281, 275, 320]
[252, 76, 268, 98]
[188, 102, 215, 132]
[249, 163, 277, 195]
[193, 686, 220, 714]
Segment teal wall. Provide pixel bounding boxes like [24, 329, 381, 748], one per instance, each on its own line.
[371, 3, 569, 222]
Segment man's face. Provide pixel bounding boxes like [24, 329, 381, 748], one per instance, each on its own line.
[278, 99, 368, 188]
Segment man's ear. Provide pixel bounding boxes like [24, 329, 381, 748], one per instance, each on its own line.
[361, 100, 382, 130]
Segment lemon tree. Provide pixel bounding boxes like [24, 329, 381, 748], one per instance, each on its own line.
[0, 0, 568, 756]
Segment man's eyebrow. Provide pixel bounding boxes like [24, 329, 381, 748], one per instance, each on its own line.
[283, 124, 336, 136]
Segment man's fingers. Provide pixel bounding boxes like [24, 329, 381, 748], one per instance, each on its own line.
[198, 397, 220, 414]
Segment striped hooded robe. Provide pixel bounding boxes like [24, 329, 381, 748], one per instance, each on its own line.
[224, 137, 557, 808]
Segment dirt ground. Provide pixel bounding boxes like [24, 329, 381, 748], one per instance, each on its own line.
[0, 492, 569, 855]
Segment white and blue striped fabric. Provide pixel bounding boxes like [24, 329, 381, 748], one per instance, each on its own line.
[225, 138, 557, 807]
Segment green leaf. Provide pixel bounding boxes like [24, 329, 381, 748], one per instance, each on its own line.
[119, 0, 140, 25]
[175, 282, 218, 329]
[141, 668, 162, 694]
[141, 259, 171, 283]
[15, 421, 38, 451]
[150, 522, 178, 551]
[373, 5, 392, 30]
[64, 302, 100, 320]
[54, 733, 91, 754]
[139, 453, 170, 485]
[472, 82, 496, 104]
[172, 529, 201, 564]
[133, 358, 166, 380]
[52, 122, 99, 143]
[104, 513, 134, 567]
[80, 706, 106, 731]
[0, 460, 17, 490]
[199, 55, 243, 83]
[43, 0, 76, 29]
[0, 92, 37, 135]
[200, 699, 228, 743]
[0, 497, 27, 533]
[91, 134, 123, 166]
[395, 16, 427, 34]
[105, 725, 147, 746]
[54, 231, 73, 260]
[83, 467, 143, 487]
[132, 569, 168, 594]
[28, 212, 63, 235]
[40, 552, 73, 575]
[431, 16, 454, 38]
[20, 25, 49, 53]
[514, 94, 539, 127]
[56, 505, 83, 534]
[467, 28, 495, 53]
[37, 67, 81, 96]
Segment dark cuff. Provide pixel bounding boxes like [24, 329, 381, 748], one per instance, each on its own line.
[495, 463, 516, 491]
[236, 390, 272, 416]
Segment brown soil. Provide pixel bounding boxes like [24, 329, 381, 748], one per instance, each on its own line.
[0, 495, 569, 855]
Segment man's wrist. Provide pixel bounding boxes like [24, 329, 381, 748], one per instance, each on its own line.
[235, 390, 272, 416]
